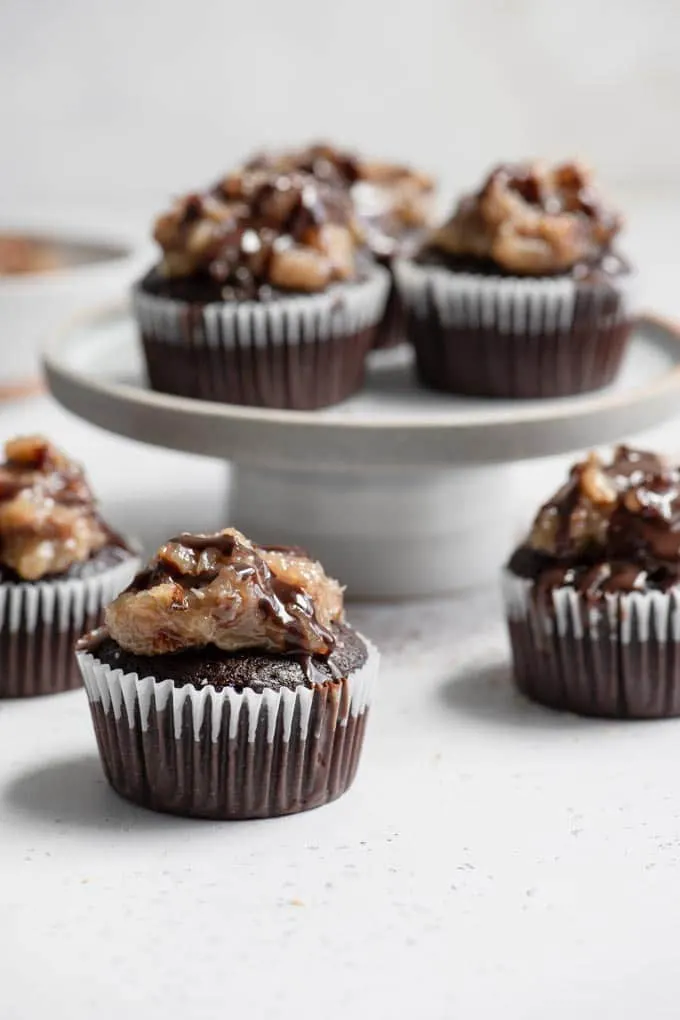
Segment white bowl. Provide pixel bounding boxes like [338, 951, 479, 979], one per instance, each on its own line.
[0, 225, 147, 396]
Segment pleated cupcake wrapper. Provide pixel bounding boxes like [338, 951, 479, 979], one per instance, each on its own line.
[394, 258, 634, 398]
[394, 259, 635, 335]
[134, 267, 390, 409]
[0, 554, 140, 698]
[502, 570, 680, 718]
[134, 268, 390, 346]
[77, 637, 379, 819]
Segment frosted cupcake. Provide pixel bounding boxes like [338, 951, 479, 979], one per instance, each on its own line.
[77, 529, 379, 819]
[0, 435, 138, 697]
[134, 167, 389, 409]
[504, 446, 680, 718]
[396, 161, 634, 398]
[245, 142, 436, 347]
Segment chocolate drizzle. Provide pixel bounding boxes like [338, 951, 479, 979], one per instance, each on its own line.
[107, 529, 343, 659]
[0, 435, 128, 581]
[509, 446, 680, 596]
[244, 142, 435, 263]
[152, 167, 360, 299]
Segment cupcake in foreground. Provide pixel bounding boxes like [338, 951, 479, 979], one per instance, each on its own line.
[77, 529, 379, 819]
[395, 160, 634, 399]
[134, 166, 389, 410]
[0, 435, 138, 697]
[504, 446, 680, 718]
[245, 143, 436, 348]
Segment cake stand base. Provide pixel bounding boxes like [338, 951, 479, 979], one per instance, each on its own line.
[227, 457, 567, 599]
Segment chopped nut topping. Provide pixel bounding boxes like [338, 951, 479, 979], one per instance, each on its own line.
[106, 529, 344, 657]
[0, 436, 113, 580]
[526, 446, 680, 563]
[152, 168, 362, 295]
[428, 161, 622, 275]
[243, 143, 436, 256]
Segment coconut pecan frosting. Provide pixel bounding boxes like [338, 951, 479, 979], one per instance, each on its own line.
[509, 447, 680, 593]
[153, 166, 364, 295]
[244, 143, 436, 256]
[0, 436, 116, 580]
[105, 529, 344, 657]
[429, 161, 622, 275]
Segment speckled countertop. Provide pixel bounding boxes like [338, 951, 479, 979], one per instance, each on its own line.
[1, 392, 680, 1020]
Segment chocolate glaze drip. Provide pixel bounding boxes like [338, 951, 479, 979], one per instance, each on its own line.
[0, 435, 130, 580]
[509, 446, 680, 596]
[152, 167, 359, 300]
[286, 651, 344, 683]
[173, 532, 238, 555]
[120, 530, 338, 656]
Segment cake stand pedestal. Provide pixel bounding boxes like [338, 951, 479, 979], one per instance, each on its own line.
[45, 305, 680, 597]
[228, 459, 558, 598]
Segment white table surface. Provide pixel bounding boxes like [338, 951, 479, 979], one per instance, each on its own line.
[3, 194, 680, 1019]
[0, 395, 679, 1020]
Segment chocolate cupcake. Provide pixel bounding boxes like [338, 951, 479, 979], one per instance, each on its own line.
[244, 142, 436, 348]
[504, 446, 680, 718]
[134, 167, 389, 410]
[395, 161, 634, 398]
[76, 529, 378, 819]
[0, 435, 138, 697]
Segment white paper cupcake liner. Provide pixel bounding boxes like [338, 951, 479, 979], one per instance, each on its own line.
[0, 551, 140, 698]
[394, 258, 635, 335]
[502, 569, 680, 718]
[77, 635, 379, 818]
[134, 267, 390, 346]
[394, 257, 635, 398]
[134, 267, 390, 408]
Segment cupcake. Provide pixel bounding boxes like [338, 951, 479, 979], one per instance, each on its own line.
[134, 166, 389, 410]
[0, 435, 138, 697]
[503, 446, 680, 718]
[76, 529, 379, 819]
[244, 142, 436, 347]
[395, 161, 634, 398]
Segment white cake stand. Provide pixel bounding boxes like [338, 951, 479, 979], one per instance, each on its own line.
[44, 303, 680, 597]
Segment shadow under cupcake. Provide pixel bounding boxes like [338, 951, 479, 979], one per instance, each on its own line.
[0, 435, 138, 697]
[134, 165, 389, 410]
[396, 160, 635, 399]
[76, 529, 379, 819]
[503, 446, 680, 718]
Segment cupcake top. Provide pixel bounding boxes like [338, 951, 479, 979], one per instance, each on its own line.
[0, 435, 120, 581]
[243, 142, 436, 258]
[427, 161, 622, 276]
[152, 167, 363, 298]
[509, 446, 680, 593]
[105, 528, 344, 657]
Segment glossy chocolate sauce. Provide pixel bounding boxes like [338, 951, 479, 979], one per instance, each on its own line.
[150, 166, 360, 301]
[118, 531, 338, 660]
[508, 446, 680, 597]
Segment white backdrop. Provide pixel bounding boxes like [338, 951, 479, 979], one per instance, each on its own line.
[0, 0, 678, 216]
